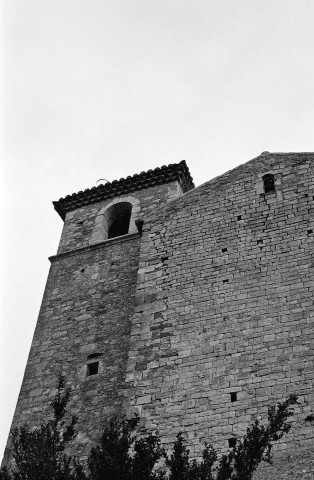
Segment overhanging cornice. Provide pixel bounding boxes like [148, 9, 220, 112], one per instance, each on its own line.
[53, 160, 194, 220]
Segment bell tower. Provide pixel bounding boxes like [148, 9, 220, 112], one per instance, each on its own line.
[3, 161, 194, 462]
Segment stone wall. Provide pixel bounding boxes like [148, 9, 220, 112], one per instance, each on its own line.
[5, 235, 140, 461]
[4, 154, 314, 478]
[124, 153, 314, 479]
[4, 179, 182, 462]
[57, 181, 181, 254]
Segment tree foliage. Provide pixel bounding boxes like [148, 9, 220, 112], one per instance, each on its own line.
[215, 393, 298, 480]
[0, 375, 85, 480]
[1, 377, 297, 480]
[86, 394, 297, 480]
[87, 415, 164, 480]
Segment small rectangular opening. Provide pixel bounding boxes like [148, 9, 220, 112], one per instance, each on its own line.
[263, 174, 276, 194]
[304, 194, 309, 198]
[228, 438, 237, 448]
[230, 392, 237, 402]
[87, 362, 99, 376]
[222, 248, 227, 253]
[257, 239, 263, 245]
[223, 279, 229, 284]
[307, 229, 313, 234]
[237, 215, 242, 221]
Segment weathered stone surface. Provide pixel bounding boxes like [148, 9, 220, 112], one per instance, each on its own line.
[124, 153, 314, 479]
[4, 180, 181, 463]
[3, 155, 314, 479]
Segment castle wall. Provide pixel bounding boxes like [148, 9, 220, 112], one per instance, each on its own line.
[124, 153, 314, 479]
[4, 155, 314, 478]
[5, 235, 140, 461]
[4, 179, 182, 462]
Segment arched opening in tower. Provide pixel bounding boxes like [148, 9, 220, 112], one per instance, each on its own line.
[262, 173, 276, 193]
[107, 202, 132, 239]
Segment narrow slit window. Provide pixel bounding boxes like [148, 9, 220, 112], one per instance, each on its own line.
[228, 438, 236, 448]
[87, 361, 99, 376]
[263, 174, 276, 194]
[230, 392, 237, 402]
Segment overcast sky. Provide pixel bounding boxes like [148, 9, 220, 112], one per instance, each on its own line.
[1, 0, 314, 460]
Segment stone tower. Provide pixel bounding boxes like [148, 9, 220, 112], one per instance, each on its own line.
[3, 160, 194, 461]
[3, 154, 314, 479]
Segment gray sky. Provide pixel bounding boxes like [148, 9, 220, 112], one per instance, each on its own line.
[1, 0, 314, 460]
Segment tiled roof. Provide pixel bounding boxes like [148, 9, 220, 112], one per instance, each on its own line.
[53, 160, 194, 220]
